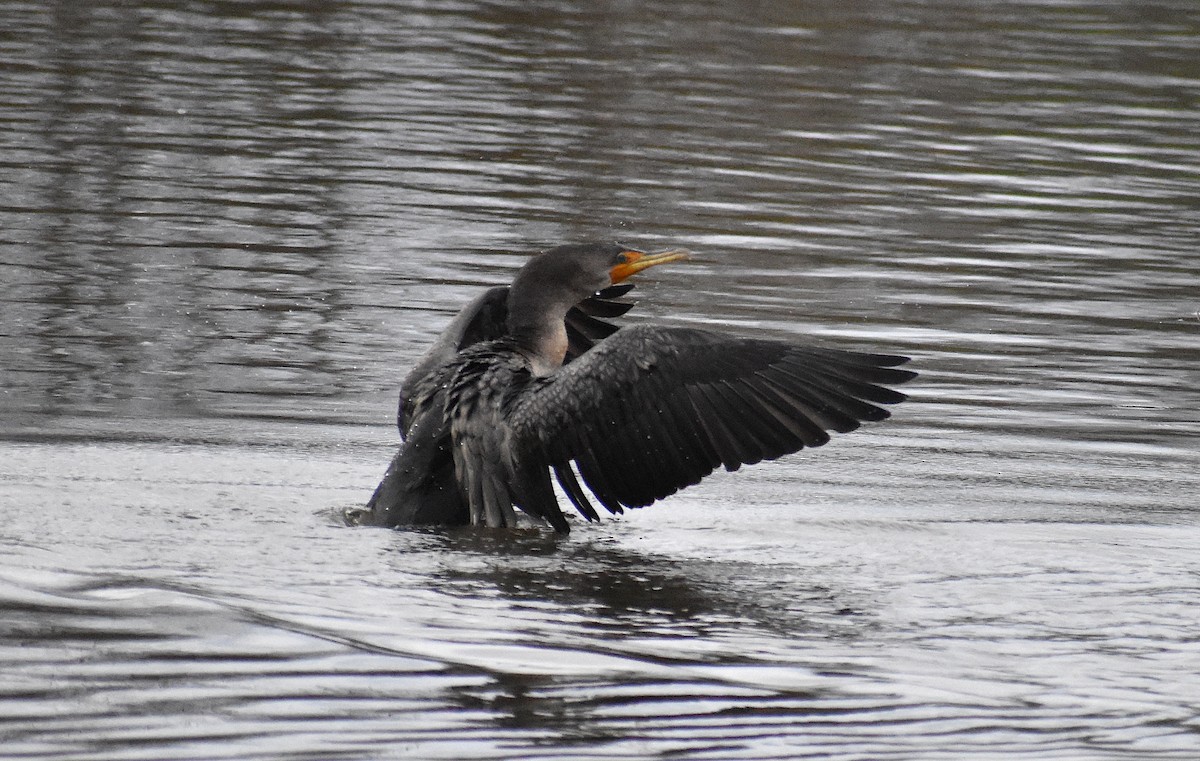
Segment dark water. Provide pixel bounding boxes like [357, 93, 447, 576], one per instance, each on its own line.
[3, 1, 1199, 758]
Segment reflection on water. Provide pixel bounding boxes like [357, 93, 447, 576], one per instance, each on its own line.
[2, 0, 1200, 758]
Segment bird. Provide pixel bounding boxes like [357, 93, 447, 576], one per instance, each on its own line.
[350, 241, 915, 533]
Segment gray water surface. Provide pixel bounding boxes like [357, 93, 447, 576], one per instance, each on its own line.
[3, 1, 1199, 759]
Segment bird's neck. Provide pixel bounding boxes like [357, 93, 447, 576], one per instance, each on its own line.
[507, 291, 573, 377]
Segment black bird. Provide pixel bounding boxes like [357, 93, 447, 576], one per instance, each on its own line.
[352, 242, 915, 533]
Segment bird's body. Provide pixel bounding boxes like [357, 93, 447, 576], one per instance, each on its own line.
[352, 242, 915, 533]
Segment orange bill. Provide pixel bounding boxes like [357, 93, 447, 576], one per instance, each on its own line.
[609, 248, 691, 284]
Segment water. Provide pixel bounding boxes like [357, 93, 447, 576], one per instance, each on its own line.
[2, 1, 1199, 758]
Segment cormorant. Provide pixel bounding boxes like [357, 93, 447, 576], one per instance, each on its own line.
[352, 242, 915, 533]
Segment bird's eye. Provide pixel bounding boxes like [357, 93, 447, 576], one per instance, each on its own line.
[614, 253, 629, 264]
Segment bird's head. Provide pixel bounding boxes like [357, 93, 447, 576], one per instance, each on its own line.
[506, 242, 690, 371]
[514, 242, 690, 305]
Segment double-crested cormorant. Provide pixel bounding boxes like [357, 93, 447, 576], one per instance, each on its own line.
[352, 242, 915, 533]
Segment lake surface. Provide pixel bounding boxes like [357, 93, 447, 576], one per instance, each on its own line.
[2, 1, 1199, 758]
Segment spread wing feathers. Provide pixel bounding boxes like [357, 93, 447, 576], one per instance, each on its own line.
[451, 437, 521, 529]
[399, 287, 508, 437]
[444, 350, 526, 530]
[444, 346, 578, 532]
[510, 324, 915, 516]
[564, 283, 635, 362]
[398, 284, 636, 438]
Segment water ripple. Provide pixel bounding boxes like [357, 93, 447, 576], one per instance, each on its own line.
[3, 0, 1200, 758]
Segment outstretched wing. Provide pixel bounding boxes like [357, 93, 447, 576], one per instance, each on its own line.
[398, 287, 508, 437]
[564, 283, 636, 360]
[398, 284, 636, 437]
[509, 324, 916, 518]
